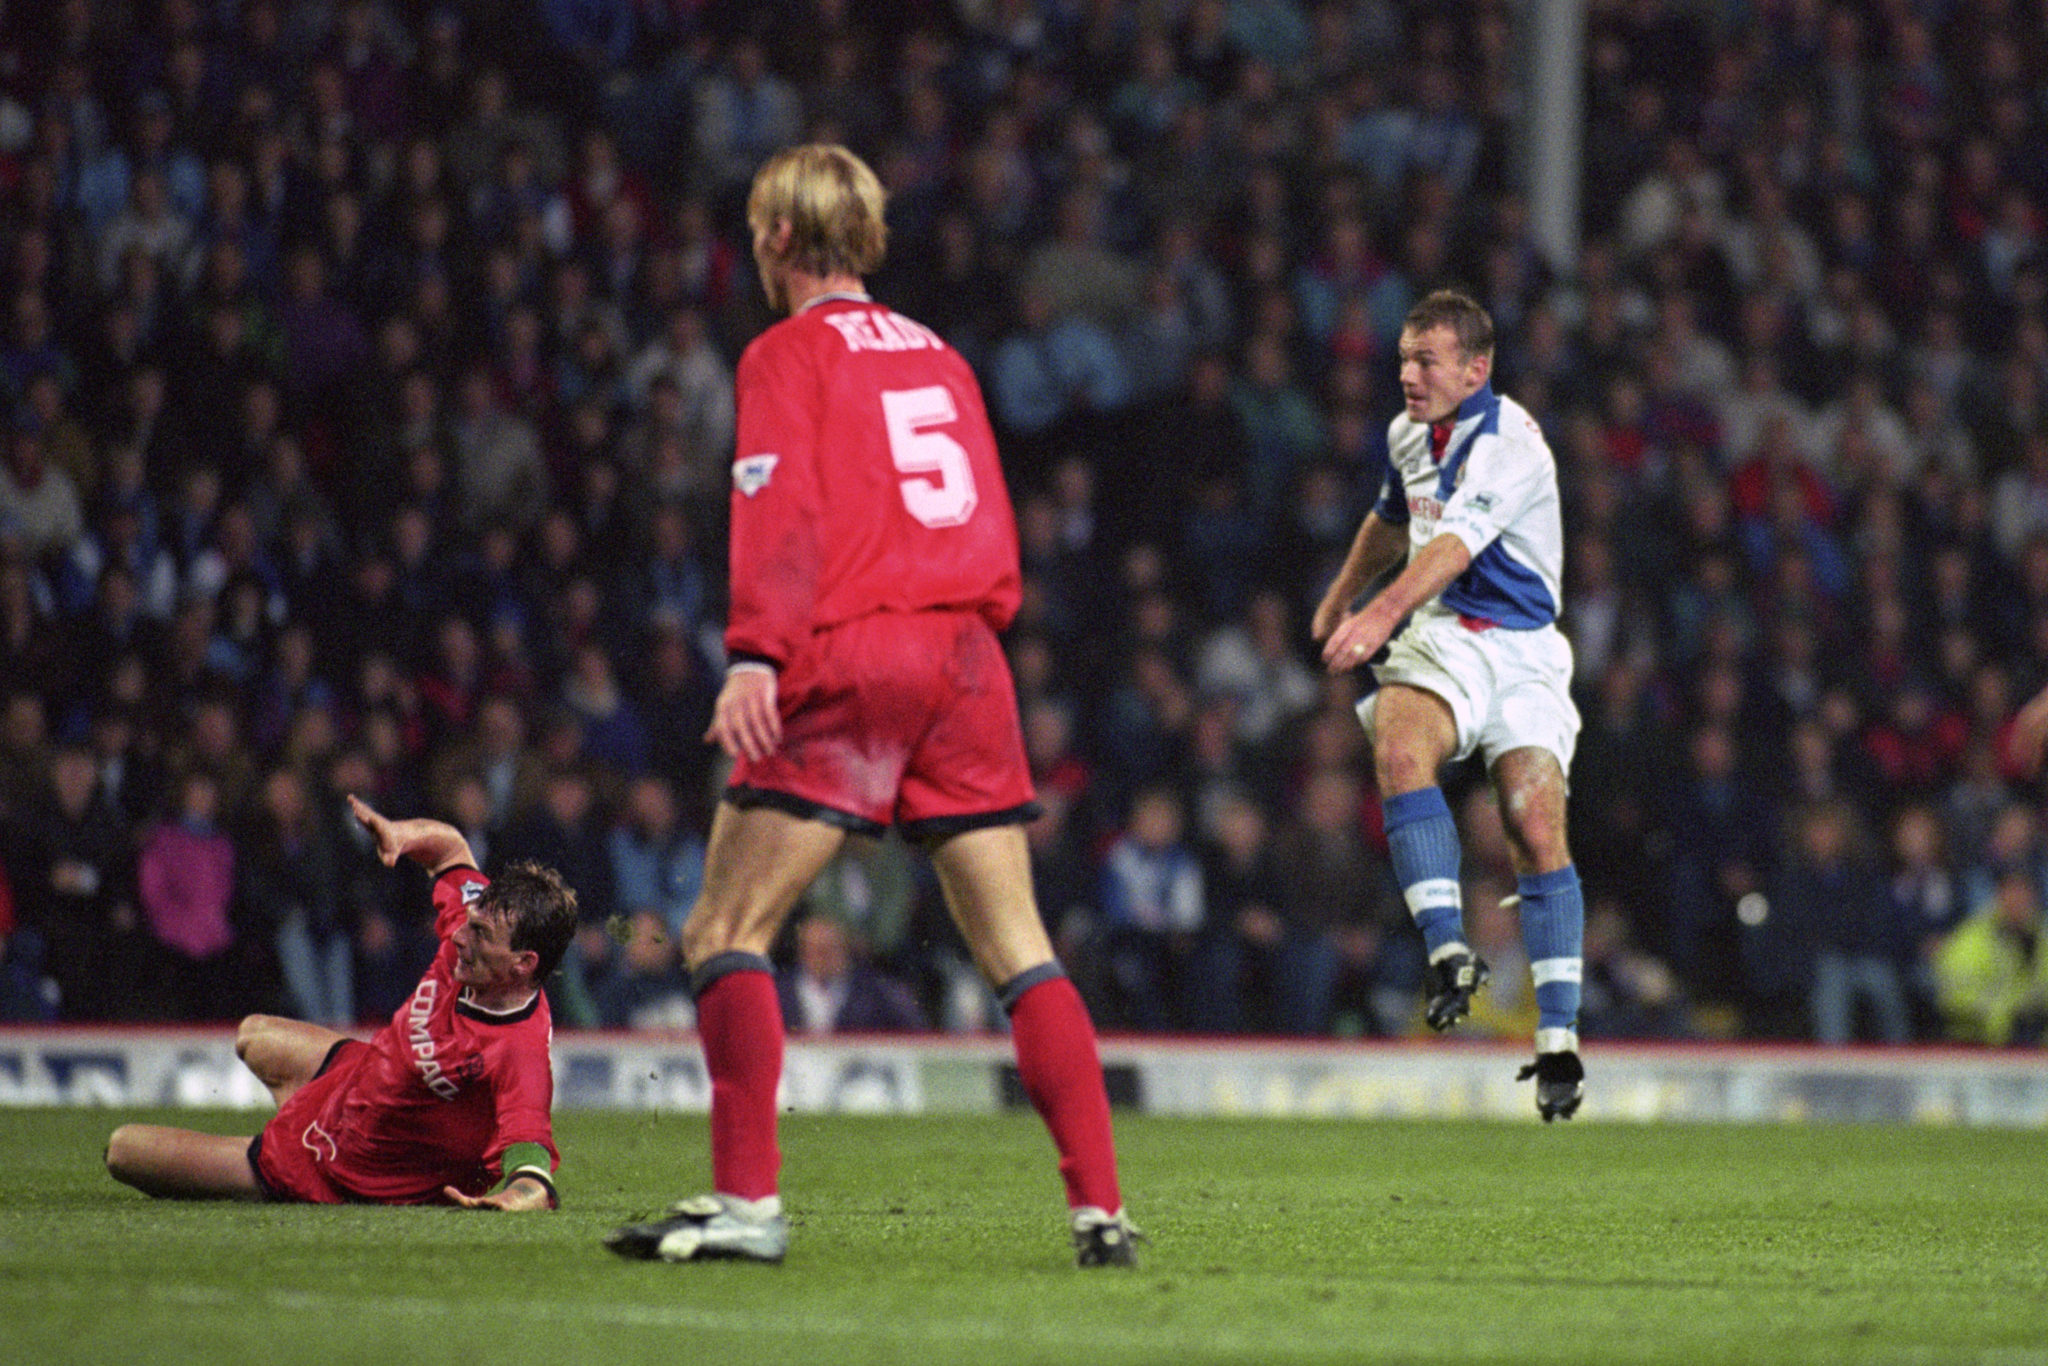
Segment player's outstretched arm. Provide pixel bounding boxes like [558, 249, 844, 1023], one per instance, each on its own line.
[445, 1143, 558, 1211]
[348, 795, 477, 876]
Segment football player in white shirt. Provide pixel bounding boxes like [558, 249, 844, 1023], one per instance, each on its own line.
[1313, 289, 1586, 1121]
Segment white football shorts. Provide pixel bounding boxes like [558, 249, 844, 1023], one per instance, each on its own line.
[1354, 603, 1580, 773]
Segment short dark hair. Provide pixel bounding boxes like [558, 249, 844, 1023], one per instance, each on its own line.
[1402, 289, 1495, 362]
[481, 860, 579, 982]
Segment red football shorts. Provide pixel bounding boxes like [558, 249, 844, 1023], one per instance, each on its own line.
[249, 1039, 369, 1204]
[731, 609, 1037, 832]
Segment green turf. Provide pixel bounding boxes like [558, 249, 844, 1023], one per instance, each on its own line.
[4, 1107, 2045, 1366]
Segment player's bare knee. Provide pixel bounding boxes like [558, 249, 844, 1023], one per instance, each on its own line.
[1499, 767, 1569, 867]
[680, 913, 743, 968]
[234, 1014, 276, 1062]
[1503, 805, 1569, 871]
[1375, 746, 1437, 795]
[105, 1126, 140, 1181]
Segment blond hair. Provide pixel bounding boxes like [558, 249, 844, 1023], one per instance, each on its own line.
[747, 144, 888, 279]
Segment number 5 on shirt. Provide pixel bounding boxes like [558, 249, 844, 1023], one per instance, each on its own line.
[882, 385, 978, 528]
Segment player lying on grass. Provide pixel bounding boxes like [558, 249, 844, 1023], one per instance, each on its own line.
[105, 796, 577, 1210]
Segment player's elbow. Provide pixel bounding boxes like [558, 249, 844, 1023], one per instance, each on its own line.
[1431, 533, 1475, 576]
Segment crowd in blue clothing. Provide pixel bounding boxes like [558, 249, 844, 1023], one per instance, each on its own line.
[1, 0, 2046, 1047]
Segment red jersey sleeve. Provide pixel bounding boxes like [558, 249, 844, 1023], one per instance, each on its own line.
[481, 1026, 558, 1174]
[725, 329, 825, 668]
[431, 866, 490, 940]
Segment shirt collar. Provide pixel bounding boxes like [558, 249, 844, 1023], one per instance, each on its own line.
[1454, 383, 1497, 424]
[457, 987, 541, 1023]
[797, 291, 872, 313]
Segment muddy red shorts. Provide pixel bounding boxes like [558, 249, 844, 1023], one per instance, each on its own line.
[729, 609, 1038, 836]
[248, 1039, 368, 1204]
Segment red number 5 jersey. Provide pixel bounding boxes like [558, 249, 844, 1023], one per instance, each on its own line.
[724, 295, 1023, 670]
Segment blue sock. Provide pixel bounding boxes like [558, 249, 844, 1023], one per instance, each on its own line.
[1383, 787, 1465, 958]
[1518, 865, 1584, 1052]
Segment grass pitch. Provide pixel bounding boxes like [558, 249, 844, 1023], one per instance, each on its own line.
[4, 1107, 2045, 1366]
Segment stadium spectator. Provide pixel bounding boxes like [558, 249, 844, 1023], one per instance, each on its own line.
[1265, 765, 1408, 1037]
[1195, 786, 1280, 1034]
[14, 745, 139, 1021]
[1092, 783, 1211, 1032]
[1458, 876, 1540, 1045]
[606, 774, 702, 939]
[559, 641, 648, 776]
[589, 902, 694, 1029]
[426, 693, 545, 832]
[1576, 899, 1689, 1041]
[239, 765, 350, 1028]
[134, 768, 237, 1021]
[449, 361, 549, 539]
[1772, 800, 1913, 1046]
[501, 763, 615, 1027]
[1887, 802, 1965, 1039]
[623, 307, 734, 482]
[988, 279, 1132, 440]
[105, 795, 574, 1209]
[1935, 867, 2048, 1047]
[800, 832, 920, 974]
[0, 856, 47, 1021]
[1660, 719, 1771, 1006]
[1193, 587, 1319, 748]
[0, 424, 84, 564]
[689, 38, 803, 201]
[777, 912, 926, 1035]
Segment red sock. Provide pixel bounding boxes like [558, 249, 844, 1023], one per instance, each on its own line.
[696, 969, 783, 1200]
[1009, 976, 1122, 1212]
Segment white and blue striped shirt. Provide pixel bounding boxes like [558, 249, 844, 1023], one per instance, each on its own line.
[1374, 384, 1565, 629]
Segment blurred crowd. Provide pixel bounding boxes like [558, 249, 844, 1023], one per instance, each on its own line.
[1, 0, 2047, 1048]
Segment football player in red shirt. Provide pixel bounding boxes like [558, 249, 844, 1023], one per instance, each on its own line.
[605, 145, 1137, 1268]
[105, 796, 576, 1212]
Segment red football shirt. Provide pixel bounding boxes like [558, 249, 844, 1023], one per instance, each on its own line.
[724, 294, 1023, 669]
[291, 867, 557, 1203]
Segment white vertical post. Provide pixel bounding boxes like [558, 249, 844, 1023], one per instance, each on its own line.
[1521, 0, 1588, 274]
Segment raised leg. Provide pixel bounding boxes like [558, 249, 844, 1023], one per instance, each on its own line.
[236, 1014, 349, 1108]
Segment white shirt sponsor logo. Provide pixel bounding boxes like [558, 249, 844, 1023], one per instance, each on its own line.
[408, 978, 460, 1099]
[1408, 492, 1445, 539]
[300, 1120, 338, 1164]
[734, 453, 778, 496]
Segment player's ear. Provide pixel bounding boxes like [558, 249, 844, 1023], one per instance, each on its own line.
[757, 218, 794, 260]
